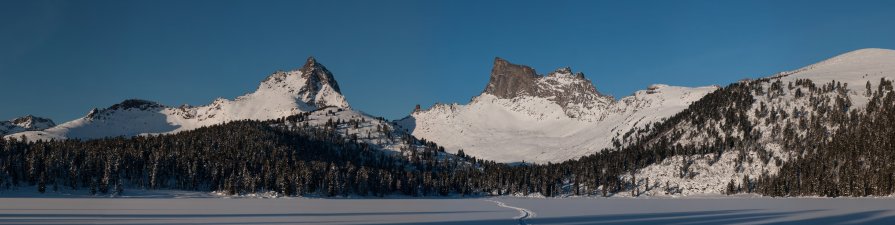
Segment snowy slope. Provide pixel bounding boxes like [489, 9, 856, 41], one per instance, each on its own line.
[626, 48, 895, 196]
[5, 57, 350, 141]
[398, 58, 718, 163]
[776, 48, 895, 108]
[0, 115, 55, 136]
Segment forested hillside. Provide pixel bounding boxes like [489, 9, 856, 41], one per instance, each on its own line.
[0, 111, 489, 197]
[759, 78, 895, 196]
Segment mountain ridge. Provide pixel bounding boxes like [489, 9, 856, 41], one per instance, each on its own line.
[0, 115, 56, 136]
[4, 48, 895, 198]
[399, 57, 718, 163]
[4, 57, 350, 141]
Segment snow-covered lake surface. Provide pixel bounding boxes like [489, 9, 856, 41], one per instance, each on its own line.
[2, 192, 895, 224]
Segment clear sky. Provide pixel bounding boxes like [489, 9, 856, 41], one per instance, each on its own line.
[2, 0, 895, 122]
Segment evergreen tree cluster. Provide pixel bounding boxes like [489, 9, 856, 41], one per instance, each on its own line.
[0, 120, 490, 197]
[756, 78, 895, 196]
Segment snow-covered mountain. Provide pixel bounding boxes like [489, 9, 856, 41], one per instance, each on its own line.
[5, 57, 350, 141]
[622, 48, 895, 196]
[0, 115, 55, 136]
[397, 57, 718, 163]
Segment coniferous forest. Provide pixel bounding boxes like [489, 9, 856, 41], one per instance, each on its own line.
[1, 78, 894, 198]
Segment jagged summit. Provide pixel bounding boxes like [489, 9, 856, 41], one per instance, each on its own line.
[547, 67, 584, 78]
[256, 56, 349, 109]
[305, 56, 318, 65]
[9, 115, 55, 130]
[480, 57, 611, 113]
[552, 67, 572, 75]
[0, 115, 56, 136]
[299, 56, 342, 94]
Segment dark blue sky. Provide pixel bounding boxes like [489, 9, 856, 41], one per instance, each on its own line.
[2, 0, 895, 122]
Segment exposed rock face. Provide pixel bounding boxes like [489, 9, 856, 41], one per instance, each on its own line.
[300, 56, 342, 95]
[483, 57, 540, 99]
[481, 57, 613, 115]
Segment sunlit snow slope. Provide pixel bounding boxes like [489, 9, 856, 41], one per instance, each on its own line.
[776, 48, 895, 108]
[397, 58, 718, 163]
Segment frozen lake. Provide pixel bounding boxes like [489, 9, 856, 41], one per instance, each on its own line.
[2, 195, 895, 224]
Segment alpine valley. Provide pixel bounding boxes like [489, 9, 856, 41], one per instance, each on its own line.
[3, 48, 895, 197]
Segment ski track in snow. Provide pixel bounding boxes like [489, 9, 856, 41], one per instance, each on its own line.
[487, 199, 535, 225]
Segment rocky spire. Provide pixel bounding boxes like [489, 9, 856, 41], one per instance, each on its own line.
[300, 56, 342, 94]
[255, 56, 349, 109]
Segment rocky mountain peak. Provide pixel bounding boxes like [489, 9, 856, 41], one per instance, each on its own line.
[481, 57, 610, 112]
[1, 115, 56, 135]
[10, 115, 55, 129]
[551, 67, 573, 75]
[304, 56, 318, 67]
[547, 67, 586, 79]
[255, 56, 349, 109]
[299, 56, 342, 94]
[483, 57, 540, 99]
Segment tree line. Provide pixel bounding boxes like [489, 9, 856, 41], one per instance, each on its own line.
[1, 78, 894, 197]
